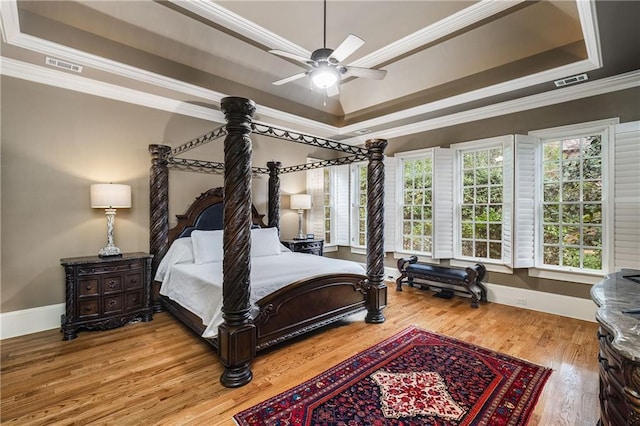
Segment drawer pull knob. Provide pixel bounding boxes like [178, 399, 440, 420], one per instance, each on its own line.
[108, 300, 117, 307]
[108, 280, 117, 288]
[85, 306, 93, 312]
[130, 279, 137, 284]
[86, 285, 93, 290]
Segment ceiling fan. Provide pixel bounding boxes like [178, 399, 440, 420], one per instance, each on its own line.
[269, 0, 387, 97]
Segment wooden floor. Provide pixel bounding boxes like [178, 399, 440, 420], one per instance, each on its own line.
[1, 285, 600, 425]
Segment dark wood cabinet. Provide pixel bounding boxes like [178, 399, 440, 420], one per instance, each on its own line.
[60, 252, 153, 340]
[281, 239, 324, 256]
[591, 270, 640, 425]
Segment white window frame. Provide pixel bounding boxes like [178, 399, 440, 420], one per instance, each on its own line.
[349, 158, 396, 254]
[451, 135, 514, 271]
[393, 147, 437, 262]
[350, 162, 368, 253]
[528, 118, 618, 283]
[306, 160, 338, 252]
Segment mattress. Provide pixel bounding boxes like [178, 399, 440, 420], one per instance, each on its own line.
[158, 249, 365, 338]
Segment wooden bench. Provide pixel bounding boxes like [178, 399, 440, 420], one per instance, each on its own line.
[396, 256, 487, 308]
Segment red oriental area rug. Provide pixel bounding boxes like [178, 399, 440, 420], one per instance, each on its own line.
[234, 326, 552, 425]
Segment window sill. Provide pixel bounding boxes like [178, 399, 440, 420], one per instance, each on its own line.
[323, 245, 338, 253]
[528, 268, 604, 285]
[450, 259, 513, 274]
[393, 252, 440, 265]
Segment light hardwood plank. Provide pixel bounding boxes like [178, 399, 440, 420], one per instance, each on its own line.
[1, 285, 599, 425]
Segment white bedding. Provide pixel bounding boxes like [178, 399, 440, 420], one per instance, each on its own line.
[156, 238, 365, 338]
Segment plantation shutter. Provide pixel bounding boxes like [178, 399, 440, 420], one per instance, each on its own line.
[384, 156, 396, 252]
[433, 148, 454, 259]
[306, 158, 325, 239]
[512, 135, 536, 268]
[334, 164, 351, 246]
[614, 121, 640, 270]
[501, 138, 515, 267]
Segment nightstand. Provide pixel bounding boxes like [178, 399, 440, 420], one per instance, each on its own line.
[60, 252, 153, 340]
[281, 239, 324, 256]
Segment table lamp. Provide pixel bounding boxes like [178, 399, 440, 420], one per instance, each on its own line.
[290, 193, 311, 240]
[90, 183, 131, 257]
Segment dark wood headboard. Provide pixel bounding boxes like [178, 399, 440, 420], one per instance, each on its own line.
[167, 187, 267, 244]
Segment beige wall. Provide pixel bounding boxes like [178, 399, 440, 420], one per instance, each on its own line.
[328, 87, 640, 300]
[2, 76, 639, 313]
[0, 77, 314, 313]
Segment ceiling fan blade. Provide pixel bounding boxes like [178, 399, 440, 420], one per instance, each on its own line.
[269, 49, 312, 65]
[344, 66, 387, 80]
[326, 84, 340, 97]
[331, 34, 364, 63]
[273, 72, 307, 86]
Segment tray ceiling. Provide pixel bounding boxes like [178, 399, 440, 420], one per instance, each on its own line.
[1, 1, 638, 142]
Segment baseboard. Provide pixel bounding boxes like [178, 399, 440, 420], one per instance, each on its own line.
[484, 283, 596, 322]
[387, 266, 597, 323]
[0, 275, 597, 339]
[1, 303, 65, 340]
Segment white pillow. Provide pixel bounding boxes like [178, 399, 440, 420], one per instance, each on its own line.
[191, 230, 224, 264]
[251, 227, 282, 258]
[154, 237, 195, 281]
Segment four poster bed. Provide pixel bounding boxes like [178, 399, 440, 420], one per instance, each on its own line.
[149, 97, 387, 388]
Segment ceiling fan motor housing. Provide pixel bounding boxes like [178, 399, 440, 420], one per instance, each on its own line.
[311, 48, 334, 63]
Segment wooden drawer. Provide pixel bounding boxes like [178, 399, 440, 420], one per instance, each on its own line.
[103, 295, 124, 314]
[125, 272, 143, 290]
[61, 253, 153, 340]
[79, 278, 99, 297]
[297, 241, 322, 254]
[281, 239, 324, 256]
[102, 274, 123, 294]
[78, 299, 99, 319]
[126, 290, 143, 310]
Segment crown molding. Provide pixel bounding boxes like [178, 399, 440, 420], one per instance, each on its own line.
[0, 0, 613, 142]
[0, 57, 223, 122]
[340, 58, 600, 135]
[341, 69, 640, 145]
[172, 0, 310, 58]
[349, 0, 524, 69]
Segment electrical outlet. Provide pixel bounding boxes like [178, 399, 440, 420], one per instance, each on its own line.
[514, 297, 527, 306]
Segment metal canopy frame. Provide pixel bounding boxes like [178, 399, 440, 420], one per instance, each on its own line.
[164, 122, 370, 175]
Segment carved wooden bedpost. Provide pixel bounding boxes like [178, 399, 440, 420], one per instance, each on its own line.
[267, 161, 282, 230]
[149, 144, 171, 313]
[364, 138, 388, 323]
[219, 97, 256, 388]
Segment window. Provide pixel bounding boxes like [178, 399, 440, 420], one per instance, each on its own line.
[307, 161, 336, 247]
[396, 151, 434, 255]
[351, 163, 368, 248]
[322, 168, 332, 244]
[452, 136, 514, 266]
[349, 159, 396, 252]
[540, 135, 603, 270]
[459, 147, 504, 260]
[530, 119, 617, 275]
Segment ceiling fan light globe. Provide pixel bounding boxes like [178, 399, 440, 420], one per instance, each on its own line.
[311, 66, 340, 89]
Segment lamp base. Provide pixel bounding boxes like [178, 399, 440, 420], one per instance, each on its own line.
[98, 245, 123, 258]
[293, 234, 308, 241]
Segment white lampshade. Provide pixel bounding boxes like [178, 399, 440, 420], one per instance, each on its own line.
[290, 194, 311, 210]
[90, 184, 131, 208]
[311, 65, 340, 89]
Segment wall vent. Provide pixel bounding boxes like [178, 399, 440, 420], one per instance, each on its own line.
[355, 128, 372, 135]
[554, 73, 588, 87]
[45, 57, 83, 73]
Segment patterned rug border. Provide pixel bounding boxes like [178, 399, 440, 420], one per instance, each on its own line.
[234, 325, 552, 425]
